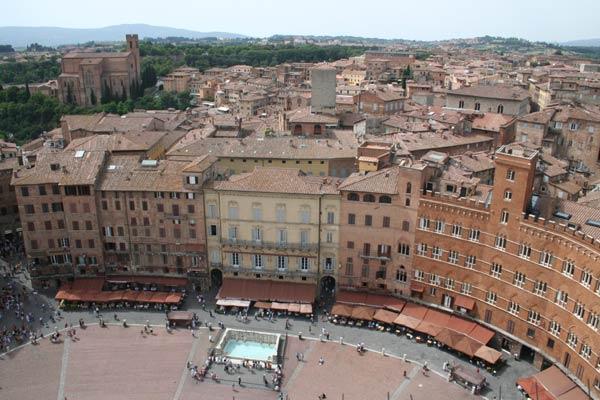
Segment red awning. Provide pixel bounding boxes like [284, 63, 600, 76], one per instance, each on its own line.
[454, 336, 483, 357]
[217, 278, 315, 304]
[373, 309, 400, 324]
[447, 315, 477, 335]
[469, 324, 495, 345]
[351, 305, 376, 321]
[337, 290, 368, 305]
[394, 303, 428, 329]
[454, 295, 475, 311]
[415, 309, 451, 336]
[331, 303, 354, 318]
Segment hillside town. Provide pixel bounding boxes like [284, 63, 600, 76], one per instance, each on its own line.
[2, 31, 600, 400]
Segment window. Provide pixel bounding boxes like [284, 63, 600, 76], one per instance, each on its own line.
[419, 217, 430, 230]
[300, 230, 309, 246]
[227, 226, 238, 241]
[448, 250, 459, 264]
[187, 204, 195, 214]
[506, 169, 515, 181]
[363, 194, 375, 202]
[507, 320, 515, 334]
[402, 221, 410, 232]
[347, 241, 354, 249]
[21, 187, 29, 197]
[432, 246, 442, 260]
[504, 190, 512, 201]
[549, 320, 561, 337]
[414, 269, 425, 282]
[513, 271, 526, 288]
[251, 227, 262, 242]
[157, 203, 164, 212]
[102, 226, 114, 237]
[573, 301, 585, 319]
[474, 102, 481, 111]
[451, 224, 462, 238]
[490, 263, 502, 278]
[277, 256, 287, 271]
[468, 228, 480, 242]
[555, 290, 569, 308]
[364, 215, 372, 226]
[382, 216, 390, 228]
[580, 344, 592, 360]
[326, 211, 335, 224]
[434, 220, 445, 233]
[533, 280, 547, 296]
[379, 195, 392, 204]
[580, 270, 592, 287]
[24, 204, 35, 214]
[458, 100, 464, 108]
[587, 312, 599, 331]
[429, 273, 441, 286]
[518, 243, 531, 259]
[416, 243, 428, 256]
[209, 225, 217, 236]
[460, 282, 472, 295]
[186, 175, 198, 185]
[252, 204, 263, 221]
[465, 255, 476, 269]
[231, 252, 240, 267]
[325, 230, 333, 243]
[252, 254, 263, 269]
[562, 260, 575, 277]
[497, 104, 504, 114]
[277, 229, 287, 245]
[348, 213, 356, 225]
[535, 251, 553, 268]
[566, 331, 578, 349]
[396, 267, 407, 282]
[347, 193, 359, 201]
[569, 122, 578, 131]
[228, 202, 239, 219]
[486, 291, 497, 305]
[508, 301, 520, 315]
[171, 204, 180, 217]
[445, 278, 454, 290]
[207, 203, 218, 219]
[500, 209, 509, 224]
[495, 235, 507, 250]
[300, 257, 310, 271]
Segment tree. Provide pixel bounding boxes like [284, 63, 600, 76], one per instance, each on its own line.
[24, 82, 31, 100]
[65, 83, 74, 105]
[101, 81, 112, 104]
[403, 65, 412, 79]
[402, 78, 407, 91]
[141, 64, 157, 89]
[90, 89, 97, 106]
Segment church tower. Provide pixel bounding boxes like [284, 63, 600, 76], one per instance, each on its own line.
[126, 34, 141, 83]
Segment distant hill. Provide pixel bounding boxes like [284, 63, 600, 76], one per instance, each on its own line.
[562, 38, 600, 47]
[0, 24, 247, 47]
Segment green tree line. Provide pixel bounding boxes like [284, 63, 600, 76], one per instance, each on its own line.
[0, 85, 190, 144]
[0, 56, 61, 84]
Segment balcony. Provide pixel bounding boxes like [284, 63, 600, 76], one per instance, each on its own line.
[222, 239, 318, 253]
[359, 252, 391, 261]
[219, 264, 317, 278]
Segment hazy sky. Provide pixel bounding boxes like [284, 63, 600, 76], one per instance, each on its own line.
[2, 0, 599, 42]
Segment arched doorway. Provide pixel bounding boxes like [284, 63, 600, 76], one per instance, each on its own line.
[320, 275, 336, 299]
[210, 268, 223, 290]
[293, 124, 302, 135]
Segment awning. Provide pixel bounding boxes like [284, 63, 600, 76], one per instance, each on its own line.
[409, 282, 424, 292]
[164, 293, 183, 304]
[288, 303, 301, 313]
[217, 278, 315, 304]
[299, 304, 313, 314]
[474, 346, 503, 364]
[415, 309, 451, 336]
[254, 301, 272, 309]
[373, 309, 399, 324]
[447, 315, 477, 335]
[517, 377, 554, 400]
[468, 324, 495, 345]
[331, 303, 354, 317]
[454, 336, 483, 357]
[394, 303, 428, 329]
[521, 366, 588, 400]
[336, 290, 406, 312]
[216, 299, 251, 308]
[271, 302, 289, 311]
[454, 295, 475, 311]
[167, 311, 193, 321]
[351, 305, 376, 321]
[452, 365, 486, 387]
[435, 328, 465, 348]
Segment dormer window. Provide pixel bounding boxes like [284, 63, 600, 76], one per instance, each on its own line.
[186, 175, 198, 185]
[50, 163, 60, 171]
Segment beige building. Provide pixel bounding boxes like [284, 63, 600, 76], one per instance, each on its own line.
[446, 85, 530, 116]
[204, 168, 340, 294]
[162, 67, 200, 93]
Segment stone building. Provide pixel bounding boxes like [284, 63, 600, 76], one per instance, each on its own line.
[413, 143, 600, 396]
[446, 85, 530, 116]
[57, 35, 141, 106]
[204, 167, 340, 295]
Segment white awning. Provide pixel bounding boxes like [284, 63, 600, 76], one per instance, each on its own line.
[216, 299, 251, 308]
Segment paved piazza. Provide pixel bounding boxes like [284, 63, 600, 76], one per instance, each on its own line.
[1, 278, 537, 399]
[2, 325, 483, 400]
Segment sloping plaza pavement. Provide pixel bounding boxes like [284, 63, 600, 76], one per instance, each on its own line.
[1, 276, 537, 399]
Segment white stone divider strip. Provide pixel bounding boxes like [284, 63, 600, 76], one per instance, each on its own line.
[56, 335, 71, 400]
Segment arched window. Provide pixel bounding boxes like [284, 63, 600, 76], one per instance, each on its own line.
[474, 102, 481, 111]
[293, 124, 302, 135]
[402, 221, 410, 232]
[458, 100, 464, 109]
[396, 266, 407, 282]
[379, 195, 392, 204]
[314, 125, 322, 135]
[347, 193, 359, 201]
[497, 104, 504, 114]
[363, 194, 375, 202]
[406, 182, 412, 194]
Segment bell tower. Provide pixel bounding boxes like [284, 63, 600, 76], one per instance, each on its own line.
[126, 34, 141, 83]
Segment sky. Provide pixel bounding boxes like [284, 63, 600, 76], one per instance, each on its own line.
[2, 0, 600, 42]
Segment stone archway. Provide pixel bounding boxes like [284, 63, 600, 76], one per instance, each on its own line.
[320, 275, 336, 298]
